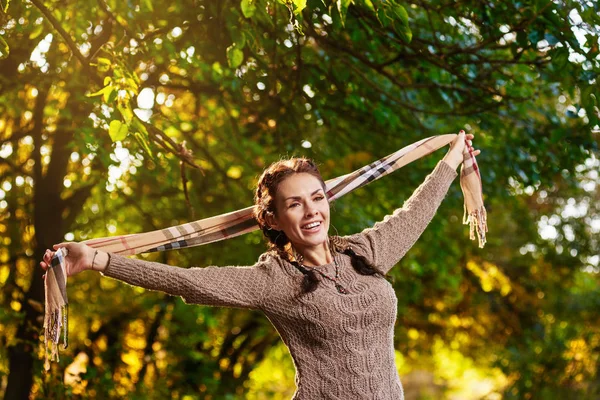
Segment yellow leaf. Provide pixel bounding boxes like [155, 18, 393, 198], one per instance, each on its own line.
[108, 120, 128, 142]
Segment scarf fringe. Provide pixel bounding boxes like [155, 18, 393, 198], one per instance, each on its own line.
[463, 204, 488, 248]
[43, 304, 68, 371]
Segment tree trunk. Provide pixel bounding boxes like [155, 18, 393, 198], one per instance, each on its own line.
[4, 88, 79, 399]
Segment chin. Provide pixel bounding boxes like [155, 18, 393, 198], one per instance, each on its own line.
[293, 224, 330, 248]
[309, 232, 329, 246]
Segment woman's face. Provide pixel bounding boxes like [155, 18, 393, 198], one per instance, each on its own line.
[268, 173, 330, 253]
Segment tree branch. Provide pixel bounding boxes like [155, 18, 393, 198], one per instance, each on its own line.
[339, 57, 503, 116]
[0, 157, 30, 178]
[29, 0, 103, 86]
[61, 182, 97, 230]
[140, 119, 201, 170]
[31, 0, 205, 173]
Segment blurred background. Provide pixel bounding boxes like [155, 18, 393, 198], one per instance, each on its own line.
[0, 0, 599, 398]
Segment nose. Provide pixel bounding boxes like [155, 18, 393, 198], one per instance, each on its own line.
[305, 205, 319, 218]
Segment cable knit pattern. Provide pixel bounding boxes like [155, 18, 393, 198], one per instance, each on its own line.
[103, 160, 458, 399]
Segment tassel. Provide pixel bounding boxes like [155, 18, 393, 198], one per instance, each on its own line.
[463, 205, 488, 248]
[44, 248, 69, 370]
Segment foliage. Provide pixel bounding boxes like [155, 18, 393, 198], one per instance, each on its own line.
[0, 0, 599, 398]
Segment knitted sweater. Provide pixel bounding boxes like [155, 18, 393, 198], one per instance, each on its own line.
[103, 160, 458, 399]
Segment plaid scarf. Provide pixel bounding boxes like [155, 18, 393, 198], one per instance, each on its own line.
[44, 133, 486, 366]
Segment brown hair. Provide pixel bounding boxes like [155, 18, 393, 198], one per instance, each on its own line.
[254, 157, 379, 293]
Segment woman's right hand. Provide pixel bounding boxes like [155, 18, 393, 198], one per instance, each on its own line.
[40, 242, 97, 277]
[443, 130, 481, 170]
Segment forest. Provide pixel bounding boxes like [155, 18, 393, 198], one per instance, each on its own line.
[0, 0, 599, 398]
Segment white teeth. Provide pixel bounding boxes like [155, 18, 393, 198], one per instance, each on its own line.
[302, 222, 320, 229]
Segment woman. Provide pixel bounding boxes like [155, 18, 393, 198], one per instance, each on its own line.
[41, 132, 480, 399]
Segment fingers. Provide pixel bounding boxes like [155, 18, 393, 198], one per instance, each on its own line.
[457, 131, 476, 147]
[53, 242, 71, 252]
[40, 249, 54, 272]
[41, 247, 62, 271]
[465, 148, 482, 156]
[43, 250, 51, 264]
[461, 132, 475, 150]
[454, 130, 482, 158]
[44, 249, 56, 263]
[41, 243, 70, 271]
[52, 244, 70, 258]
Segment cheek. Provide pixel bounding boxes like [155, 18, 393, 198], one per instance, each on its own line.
[323, 203, 331, 218]
[281, 210, 301, 229]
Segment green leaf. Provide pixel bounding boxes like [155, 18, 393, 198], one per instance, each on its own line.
[117, 103, 134, 125]
[360, 0, 375, 12]
[102, 86, 115, 103]
[108, 120, 128, 142]
[134, 131, 154, 159]
[131, 118, 149, 136]
[337, 0, 352, 26]
[125, 77, 139, 94]
[97, 57, 111, 73]
[231, 28, 246, 49]
[551, 47, 569, 69]
[212, 61, 224, 79]
[106, 87, 118, 104]
[143, 0, 153, 12]
[376, 7, 390, 28]
[86, 85, 111, 98]
[241, 0, 256, 18]
[394, 21, 412, 43]
[580, 86, 594, 108]
[29, 24, 45, 40]
[226, 45, 244, 68]
[292, 0, 307, 15]
[0, 35, 9, 60]
[116, 15, 129, 27]
[391, 3, 409, 26]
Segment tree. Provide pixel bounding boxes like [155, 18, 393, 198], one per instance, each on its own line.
[0, 0, 598, 398]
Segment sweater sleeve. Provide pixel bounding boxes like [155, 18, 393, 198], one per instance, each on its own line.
[102, 254, 272, 310]
[346, 160, 458, 274]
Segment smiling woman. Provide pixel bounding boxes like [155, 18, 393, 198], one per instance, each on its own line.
[255, 158, 331, 262]
[253, 157, 380, 295]
[268, 174, 331, 254]
[41, 132, 481, 399]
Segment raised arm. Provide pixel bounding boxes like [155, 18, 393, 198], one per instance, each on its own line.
[347, 160, 458, 275]
[345, 132, 480, 274]
[41, 243, 272, 310]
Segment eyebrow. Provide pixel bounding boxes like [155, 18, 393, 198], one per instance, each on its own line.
[284, 188, 324, 201]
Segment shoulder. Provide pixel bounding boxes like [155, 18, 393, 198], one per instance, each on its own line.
[257, 249, 302, 279]
[334, 234, 374, 263]
[256, 250, 286, 274]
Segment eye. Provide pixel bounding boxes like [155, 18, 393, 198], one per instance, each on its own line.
[314, 195, 325, 201]
[288, 202, 300, 209]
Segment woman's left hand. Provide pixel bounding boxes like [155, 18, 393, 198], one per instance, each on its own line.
[443, 130, 481, 170]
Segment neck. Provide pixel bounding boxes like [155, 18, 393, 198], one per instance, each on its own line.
[294, 241, 332, 267]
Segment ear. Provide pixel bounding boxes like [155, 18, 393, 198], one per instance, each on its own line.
[265, 212, 280, 231]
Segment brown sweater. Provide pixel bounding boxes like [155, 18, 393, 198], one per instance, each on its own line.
[104, 160, 458, 399]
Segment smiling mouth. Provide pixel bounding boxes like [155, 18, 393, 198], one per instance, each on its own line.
[301, 221, 321, 230]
